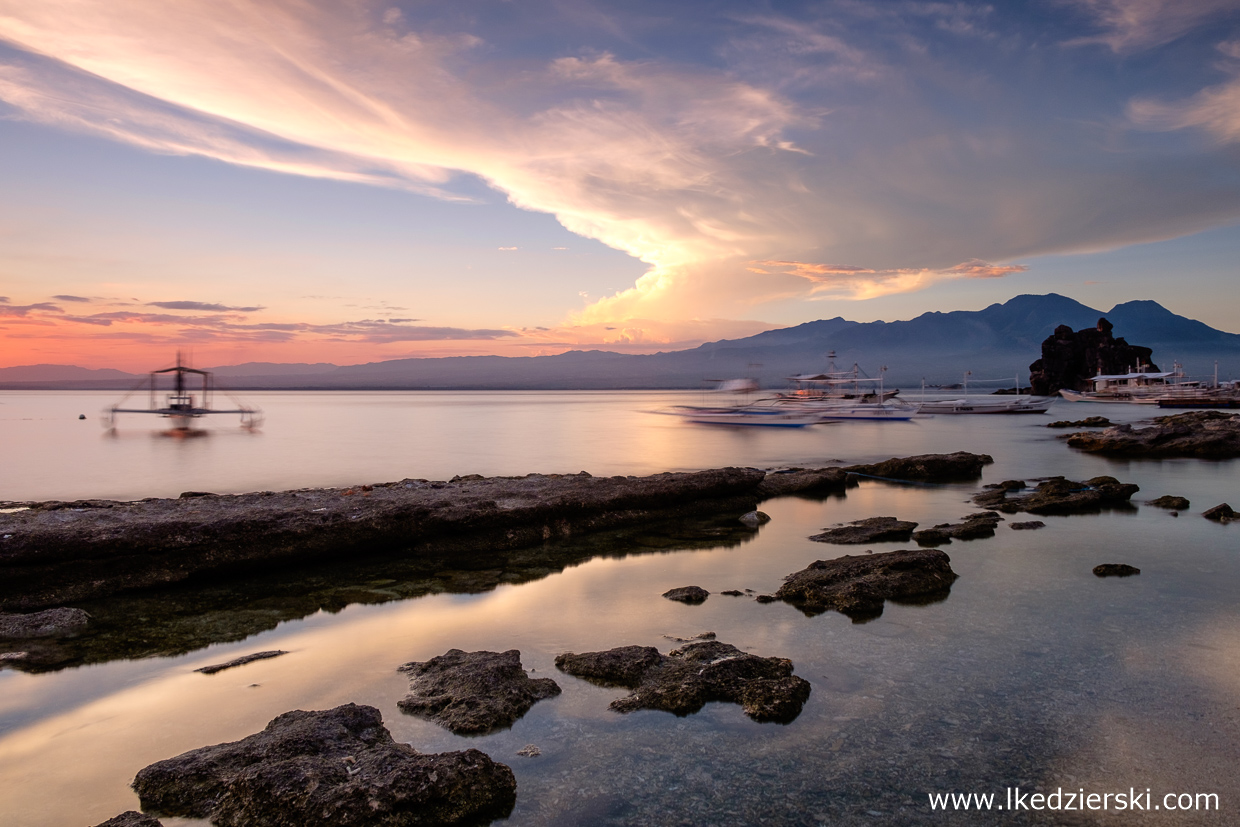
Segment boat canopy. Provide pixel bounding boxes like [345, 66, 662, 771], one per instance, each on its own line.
[785, 373, 884, 384]
[1091, 371, 1175, 382]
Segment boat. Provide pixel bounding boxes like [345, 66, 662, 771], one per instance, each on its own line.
[808, 400, 921, 421]
[774, 353, 900, 404]
[916, 373, 1053, 414]
[657, 377, 826, 427]
[106, 352, 262, 433]
[1058, 364, 1187, 404]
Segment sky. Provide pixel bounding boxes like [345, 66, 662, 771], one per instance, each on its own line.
[2, 0, 1239, 371]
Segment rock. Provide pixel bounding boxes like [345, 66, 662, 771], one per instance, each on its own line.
[662, 586, 709, 603]
[984, 480, 1027, 491]
[1203, 503, 1237, 522]
[843, 452, 993, 482]
[1093, 564, 1140, 577]
[555, 640, 810, 723]
[756, 467, 850, 498]
[0, 607, 90, 640]
[810, 516, 917, 544]
[515, 745, 541, 757]
[738, 510, 771, 528]
[195, 650, 288, 675]
[1148, 496, 1190, 510]
[92, 812, 163, 827]
[913, 512, 1003, 546]
[396, 649, 561, 735]
[1065, 411, 1240, 459]
[754, 594, 777, 603]
[1028, 318, 1156, 395]
[0, 467, 766, 611]
[973, 476, 1138, 515]
[1046, 417, 1112, 428]
[773, 548, 958, 619]
[1009, 521, 1046, 530]
[132, 703, 515, 826]
[720, 590, 745, 596]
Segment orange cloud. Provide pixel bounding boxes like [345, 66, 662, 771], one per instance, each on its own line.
[750, 258, 1027, 299]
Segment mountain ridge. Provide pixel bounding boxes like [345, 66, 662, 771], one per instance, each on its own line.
[4, 294, 1239, 390]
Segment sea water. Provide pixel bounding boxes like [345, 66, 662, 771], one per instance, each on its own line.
[0, 391, 1236, 825]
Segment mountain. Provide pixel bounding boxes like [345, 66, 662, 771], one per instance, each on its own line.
[3, 294, 1238, 389]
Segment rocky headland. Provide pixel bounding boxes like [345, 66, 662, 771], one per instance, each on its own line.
[1065, 411, 1240, 458]
[1028, 317, 1155, 395]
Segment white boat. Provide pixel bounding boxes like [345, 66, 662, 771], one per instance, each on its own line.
[809, 400, 921, 421]
[1058, 365, 1189, 404]
[775, 353, 900, 404]
[917, 372, 1053, 414]
[661, 405, 826, 427]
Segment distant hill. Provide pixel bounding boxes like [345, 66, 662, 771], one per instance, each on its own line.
[3, 294, 1239, 390]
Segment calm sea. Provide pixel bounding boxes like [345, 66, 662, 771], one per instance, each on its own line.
[0, 390, 1237, 825]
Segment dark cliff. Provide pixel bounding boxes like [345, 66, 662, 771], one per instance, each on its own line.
[1028, 317, 1157, 395]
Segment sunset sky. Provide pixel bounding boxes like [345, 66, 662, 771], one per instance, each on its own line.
[2, 0, 1239, 370]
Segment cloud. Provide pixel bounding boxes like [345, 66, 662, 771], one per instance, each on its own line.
[50, 294, 91, 302]
[0, 296, 8, 303]
[1129, 42, 1240, 143]
[0, 0, 1238, 333]
[0, 301, 63, 316]
[146, 300, 265, 312]
[497, 246, 518, 251]
[1062, 0, 1238, 53]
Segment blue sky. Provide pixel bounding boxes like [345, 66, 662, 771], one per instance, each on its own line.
[1, 0, 1239, 368]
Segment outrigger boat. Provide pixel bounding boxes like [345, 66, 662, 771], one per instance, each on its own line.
[917, 372, 1053, 414]
[106, 353, 262, 434]
[658, 377, 826, 427]
[773, 362, 919, 421]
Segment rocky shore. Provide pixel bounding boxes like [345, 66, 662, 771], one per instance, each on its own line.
[1065, 411, 1240, 458]
[0, 453, 990, 613]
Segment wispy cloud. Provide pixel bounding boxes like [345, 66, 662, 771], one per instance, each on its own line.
[1062, 0, 1237, 53]
[147, 300, 265, 312]
[50, 294, 91, 302]
[1129, 39, 1240, 142]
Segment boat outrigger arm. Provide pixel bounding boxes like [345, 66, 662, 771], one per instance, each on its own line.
[106, 353, 262, 430]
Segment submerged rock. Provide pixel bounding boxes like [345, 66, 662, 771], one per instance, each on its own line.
[132, 703, 515, 826]
[91, 812, 163, 827]
[1065, 411, 1240, 458]
[913, 512, 1003, 546]
[195, 650, 288, 675]
[972, 476, 1138, 515]
[555, 640, 810, 723]
[397, 649, 561, 735]
[810, 516, 918, 544]
[774, 548, 958, 620]
[1046, 416, 1112, 428]
[843, 452, 993, 482]
[1148, 496, 1190, 510]
[1009, 521, 1046, 530]
[0, 607, 90, 640]
[1203, 503, 1237, 522]
[662, 586, 710, 603]
[1093, 564, 1140, 577]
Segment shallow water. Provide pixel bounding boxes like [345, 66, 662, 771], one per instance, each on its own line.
[0, 391, 1237, 825]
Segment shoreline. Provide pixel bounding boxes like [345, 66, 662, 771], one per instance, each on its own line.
[0, 453, 990, 612]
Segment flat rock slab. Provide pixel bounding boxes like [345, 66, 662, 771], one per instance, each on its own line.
[397, 649, 560, 735]
[0, 607, 91, 640]
[132, 703, 515, 827]
[773, 548, 959, 619]
[195, 650, 288, 675]
[810, 516, 917, 544]
[843, 452, 993, 482]
[755, 467, 850, 498]
[662, 586, 709, 603]
[1094, 564, 1140, 577]
[92, 812, 163, 827]
[555, 640, 810, 723]
[973, 476, 1138, 515]
[0, 467, 764, 611]
[1065, 411, 1240, 458]
[913, 512, 1002, 546]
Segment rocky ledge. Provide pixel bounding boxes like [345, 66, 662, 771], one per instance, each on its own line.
[810, 516, 918, 545]
[555, 640, 810, 723]
[973, 476, 1138, 515]
[0, 454, 992, 612]
[1065, 411, 1240, 458]
[397, 649, 560, 735]
[132, 703, 515, 826]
